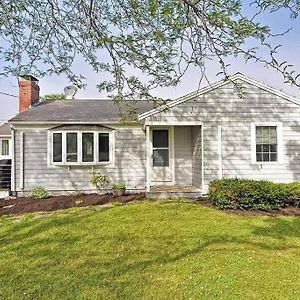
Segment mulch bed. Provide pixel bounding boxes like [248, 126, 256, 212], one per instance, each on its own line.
[198, 199, 300, 216]
[2, 195, 300, 217]
[0, 193, 145, 216]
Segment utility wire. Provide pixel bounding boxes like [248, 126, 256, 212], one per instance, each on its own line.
[0, 91, 18, 98]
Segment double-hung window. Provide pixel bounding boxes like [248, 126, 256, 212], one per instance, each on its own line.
[251, 123, 283, 163]
[51, 131, 112, 165]
[256, 126, 277, 162]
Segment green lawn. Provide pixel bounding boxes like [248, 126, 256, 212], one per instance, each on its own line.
[1, 201, 300, 299]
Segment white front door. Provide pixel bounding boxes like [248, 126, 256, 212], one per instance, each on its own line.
[151, 129, 172, 185]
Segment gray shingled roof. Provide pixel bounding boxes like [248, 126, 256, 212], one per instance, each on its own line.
[0, 123, 11, 136]
[10, 99, 154, 123]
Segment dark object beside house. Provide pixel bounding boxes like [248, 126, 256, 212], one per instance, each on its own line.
[0, 159, 11, 189]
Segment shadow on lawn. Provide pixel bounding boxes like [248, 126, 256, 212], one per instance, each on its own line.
[1, 209, 300, 290]
[252, 217, 300, 239]
[0, 212, 87, 256]
[95, 219, 300, 285]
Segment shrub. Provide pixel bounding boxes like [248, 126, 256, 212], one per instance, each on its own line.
[90, 171, 110, 192]
[207, 178, 297, 211]
[112, 181, 126, 189]
[30, 186, 49, 199]
[285, 182, 300, 207]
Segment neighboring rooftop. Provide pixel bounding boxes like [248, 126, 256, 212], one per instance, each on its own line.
[0, 123, 11, 136]
[10, 99, 154, 123]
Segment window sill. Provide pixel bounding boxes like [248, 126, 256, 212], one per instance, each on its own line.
[252, 161, 283, 165]
[0, 156, 11, 159]
[51, 162, 112, 166]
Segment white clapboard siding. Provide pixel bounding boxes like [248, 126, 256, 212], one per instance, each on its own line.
[14, 126, 147, 192]
[148, 80, 300, 192]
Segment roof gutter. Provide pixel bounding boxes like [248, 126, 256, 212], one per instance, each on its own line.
[8, 120, 137, 125]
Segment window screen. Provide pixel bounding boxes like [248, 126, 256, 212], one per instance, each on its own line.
[99, 133, 109, 162]
[82, 133, 94, 162]
[53, 133, 62, 162]
[66, 133, 78, 162]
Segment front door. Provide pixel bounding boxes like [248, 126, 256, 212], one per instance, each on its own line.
[151, 129, 172, 185]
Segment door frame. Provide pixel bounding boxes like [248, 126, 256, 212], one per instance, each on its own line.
[145, 122, 204, 193]
[149, 126, 175, 187]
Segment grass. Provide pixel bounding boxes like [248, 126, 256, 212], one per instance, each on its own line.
[1, 200, 300, 299]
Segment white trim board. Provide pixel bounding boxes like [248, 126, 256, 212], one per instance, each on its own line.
[138, 73, 300, 120]
[217, 126, 223, 179]
[11, 129, 15, 192]
[19, 132, 24, 190]
[144, 121, 203, 126]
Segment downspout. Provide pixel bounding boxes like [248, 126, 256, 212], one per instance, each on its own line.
[146, 125, 150, 192]
[218, 126, 223, 179]
[201, 125, 205, 193]
[19, 131, 24, 190]
[10, 125, 16, 195]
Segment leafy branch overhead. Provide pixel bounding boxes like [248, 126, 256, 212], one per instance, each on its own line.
[40, 93, 66, 101]
[0, 0, 299, 103]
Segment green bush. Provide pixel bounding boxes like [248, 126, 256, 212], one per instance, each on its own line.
[112, 181, 126, 189]
[285, 182, 300, 207]
[30, 186, 49, 199]
[90, 171, 110, 192]
[208, 178, 300, 211]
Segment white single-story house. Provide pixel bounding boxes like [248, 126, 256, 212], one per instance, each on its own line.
[7, 74, 300, 197]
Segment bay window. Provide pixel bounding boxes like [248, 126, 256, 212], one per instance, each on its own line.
[51, 131, 112, 165]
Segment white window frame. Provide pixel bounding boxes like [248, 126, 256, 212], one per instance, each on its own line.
[48, 130, 115, 166]
[251, 122, 283, 164]
[0, 138, 11, 159]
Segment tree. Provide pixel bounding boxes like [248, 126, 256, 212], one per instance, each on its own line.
[0, 0, 299, 107]
[40, 93, 66, 101]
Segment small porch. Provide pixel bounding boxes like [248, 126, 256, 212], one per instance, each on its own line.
[144, 121, 203, 198]
[147, 185, 202, 199]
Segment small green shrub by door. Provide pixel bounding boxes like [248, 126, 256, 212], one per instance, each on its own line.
[30, 186, 49, 199]
[208, 178, 300, 210]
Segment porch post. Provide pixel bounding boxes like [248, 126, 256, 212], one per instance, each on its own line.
[146, 125, 150, 192]
[170, 126, 175, 185]
[19, 131, 24, 190]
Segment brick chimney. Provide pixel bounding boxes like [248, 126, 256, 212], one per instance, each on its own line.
[18, 75, 40, 113]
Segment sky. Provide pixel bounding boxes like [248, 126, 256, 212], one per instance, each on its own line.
[0, 4, 300, 125]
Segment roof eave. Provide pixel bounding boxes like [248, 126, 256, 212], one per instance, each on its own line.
[9, 120, 124, 125]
